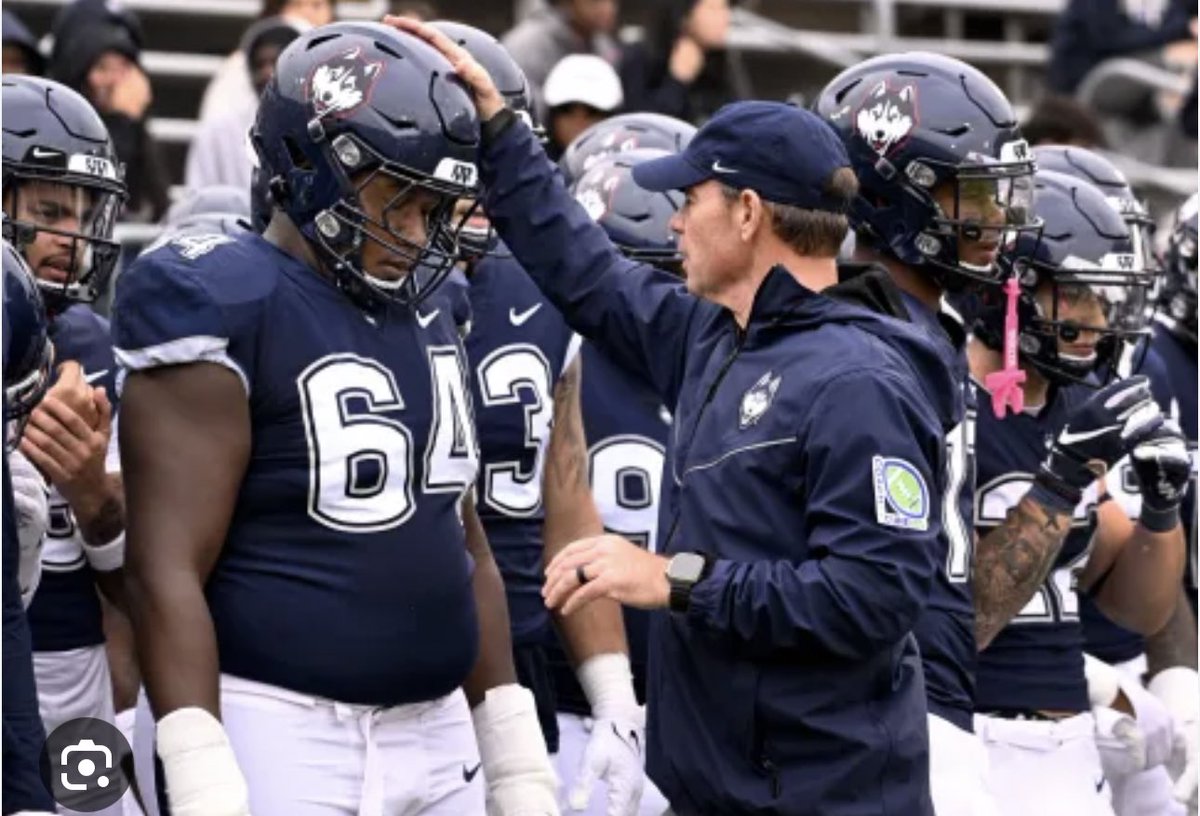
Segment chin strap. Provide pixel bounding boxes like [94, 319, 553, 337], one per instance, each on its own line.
[984, 273, 1026, 418]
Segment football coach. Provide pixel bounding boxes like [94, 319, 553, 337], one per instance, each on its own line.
[392, 18, 954, 816]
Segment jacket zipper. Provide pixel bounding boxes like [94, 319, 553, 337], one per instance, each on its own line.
[662, 327, 747, 550]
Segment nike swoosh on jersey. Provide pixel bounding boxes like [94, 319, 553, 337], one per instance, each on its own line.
[509, 303, 542, 326]
[83, 368, 110, 384]
[1058, 424, 1122, 445]
[462, 762, 481, 783]
[416, 309, 440, 329]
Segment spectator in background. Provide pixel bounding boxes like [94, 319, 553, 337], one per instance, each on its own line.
[502, 0, 621, 117]
[185, 16, 307, 192]
[197, 0, 334, 127]
[49, 0, 170, 222]
[620, 0, 747, 122]
[542, 53, 624, 159]
[389, 0, 438, 17]
[2, 10, 45, 75]
[1048, 0, 1195, 94]
[1021, 94, 1108, 147]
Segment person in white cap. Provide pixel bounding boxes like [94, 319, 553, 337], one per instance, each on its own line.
[542, 54, 624, 159]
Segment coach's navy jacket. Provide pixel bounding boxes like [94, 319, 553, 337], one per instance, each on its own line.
[483, 117, 956, 816]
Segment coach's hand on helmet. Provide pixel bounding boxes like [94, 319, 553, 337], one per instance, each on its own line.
[383, 16, 506, 122]
[544, 534, 671, 615]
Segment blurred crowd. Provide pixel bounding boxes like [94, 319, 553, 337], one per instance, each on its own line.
[0, 0, 1195, 234]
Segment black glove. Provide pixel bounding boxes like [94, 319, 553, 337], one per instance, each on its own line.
[1129, 419, 1191, 531]
[1031, 376, 1163, 512]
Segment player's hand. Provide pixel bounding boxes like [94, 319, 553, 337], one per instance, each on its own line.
[156, 707, 252, 816]
[544, 535, 670, 615]
[1033, 376, 1162, 511]
[472, 685, 560, 816]
[382, 16, 506, 121]
[568, 654, 644, 815]
[9, 448, 48, 607]
[19, 377, 112, 517]
[1129, 419, 1191, 513]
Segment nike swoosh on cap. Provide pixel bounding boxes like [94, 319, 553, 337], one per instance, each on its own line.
[711, 160, 738, 174]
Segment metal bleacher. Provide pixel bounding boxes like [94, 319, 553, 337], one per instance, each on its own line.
[5, 0, 1193, 238]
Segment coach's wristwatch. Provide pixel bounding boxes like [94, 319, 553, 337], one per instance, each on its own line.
[666, 552, 711, 613]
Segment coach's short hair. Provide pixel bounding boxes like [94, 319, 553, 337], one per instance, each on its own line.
[722, 167, 857, 258]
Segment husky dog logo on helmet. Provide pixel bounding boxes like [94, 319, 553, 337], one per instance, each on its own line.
[855, 81, 918, 157]
[308, 46, 384, 119]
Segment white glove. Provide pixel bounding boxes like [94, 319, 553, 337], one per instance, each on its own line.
[9, 449, 48, 607]
[1116, 671, 1178, 769]
[472, 684, 559, 816]
[569, 654, 645, 816]
[1094, 705, 1148, 779]
[1149, 667, 1200, 809]
[156, 707, 251, 816]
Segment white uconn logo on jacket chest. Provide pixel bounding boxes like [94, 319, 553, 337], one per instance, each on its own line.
[739, 371, 781, 429]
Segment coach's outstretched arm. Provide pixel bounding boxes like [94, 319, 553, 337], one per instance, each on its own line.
[387, 16, 705, 410]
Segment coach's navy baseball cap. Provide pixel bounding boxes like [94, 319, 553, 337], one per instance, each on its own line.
[631, 100, 851, 212]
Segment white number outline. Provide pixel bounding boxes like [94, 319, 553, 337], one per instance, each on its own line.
[588, 434, 666, 553]
[944, 412, 976, 583]
[424, 346, 480, 494]
[476, 343, 554, 517]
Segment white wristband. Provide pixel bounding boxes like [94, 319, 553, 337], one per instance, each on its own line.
[82, 531, 125, 572]
[156, 707, 250, 816]
[578, 653, 640, 720]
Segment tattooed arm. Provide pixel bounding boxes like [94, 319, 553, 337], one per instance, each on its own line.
[973, 495, 1072, 650]
[542, 355, 628, 662]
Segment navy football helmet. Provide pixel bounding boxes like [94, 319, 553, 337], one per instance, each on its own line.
[559, 112, 696, 187]
[1032, 145, 1158, 277]
[252, 23, 480, 310]
[1155, 193, 1197, 345]
[814, 53, 1038, 288]
[571, 148, 684, 274]
[3, 238, 52, 449]
[976, 170, 1152, 385]
[2, 74, 126, 311]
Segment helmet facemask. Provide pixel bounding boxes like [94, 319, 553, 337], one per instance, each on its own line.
[308, 133, 479, 310]
[908, 152, 1040, 289]
[2, 173, 123, 311]
[1020, 259, 1153, 386]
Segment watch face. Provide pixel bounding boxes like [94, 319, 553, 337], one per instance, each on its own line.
[669, 552, 706, 583]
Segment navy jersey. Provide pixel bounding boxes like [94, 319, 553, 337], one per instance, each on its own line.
[550, 340, 671, 713]
[112, 232, 481, 706]
[26, 305, 119, 653]
[461, 253, 578, 645]
[974, 383, 1097, 713]
[899, 293, 978, 730]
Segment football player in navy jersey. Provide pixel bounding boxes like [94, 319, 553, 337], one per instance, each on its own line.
[112, 23, 556, 816]
[817, 53, 1081, 816]
[968, 170, 1187, 815]
[3, 237, 57, 814]
[1034, 148, 1198, 815]
[2, 73, 132, 800]
[428, 22, 647, 816]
